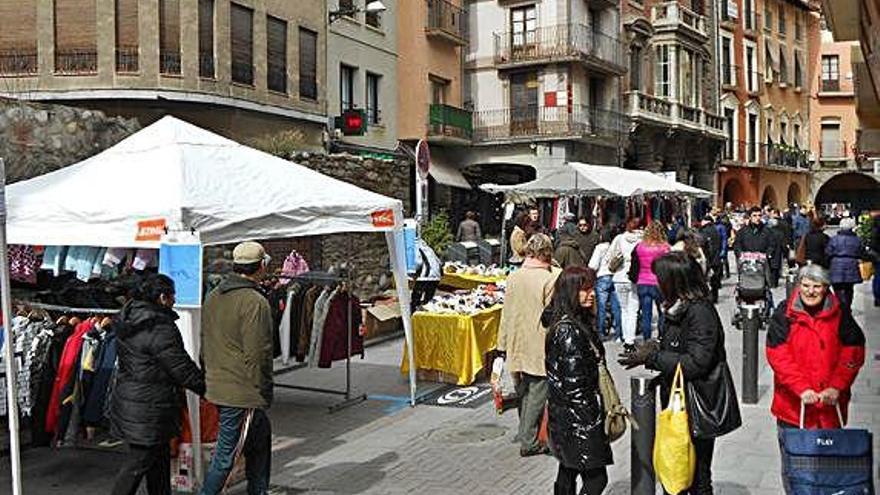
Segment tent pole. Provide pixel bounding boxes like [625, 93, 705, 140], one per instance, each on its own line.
[385, 228, 416, 405]
[0, 158, 23, 495]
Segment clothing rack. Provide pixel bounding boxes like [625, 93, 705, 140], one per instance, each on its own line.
[272, 270, 367, 413]
[14, 301, 121, 315]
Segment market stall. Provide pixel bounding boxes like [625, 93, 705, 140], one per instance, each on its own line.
[439, 262, 507, 290]
[1, 116, 418, 492]
[401, 285, 503, 385]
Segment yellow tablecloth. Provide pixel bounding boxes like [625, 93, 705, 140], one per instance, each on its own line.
[440, 272, 506, 290]
[401, 305, 502, 385]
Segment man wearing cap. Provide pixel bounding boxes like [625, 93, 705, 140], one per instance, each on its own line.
[201, 241, 274, 495]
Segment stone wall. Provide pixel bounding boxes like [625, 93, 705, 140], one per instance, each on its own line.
[0, 98, 140, 182]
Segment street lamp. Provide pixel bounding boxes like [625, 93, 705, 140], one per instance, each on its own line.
[329, 1, 386, 24]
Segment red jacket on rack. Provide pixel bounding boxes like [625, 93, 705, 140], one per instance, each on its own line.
[318, 292, 363, 368]
[45, 319, 94, 436]
[766, 290, 865, 428]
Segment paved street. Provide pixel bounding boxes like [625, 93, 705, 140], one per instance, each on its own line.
[2, 273, 877, 494]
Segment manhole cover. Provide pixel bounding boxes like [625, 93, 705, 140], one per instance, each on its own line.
[431, 423, 508, 445]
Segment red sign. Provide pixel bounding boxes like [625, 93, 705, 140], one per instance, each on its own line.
[544, 91, 557, 107]
[136, 218, 167, 241]
[371, 209, 396, 228]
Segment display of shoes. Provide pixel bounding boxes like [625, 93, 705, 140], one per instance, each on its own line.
[418, 285, 504, 315]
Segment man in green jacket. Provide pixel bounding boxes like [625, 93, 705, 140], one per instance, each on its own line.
[201, 241, 274, 495]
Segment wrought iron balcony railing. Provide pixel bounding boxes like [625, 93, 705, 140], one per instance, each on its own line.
[55, 48, 97, 74]
[493, 23, 624, 70]
[428, 103, 472, 140]
[472, 104, 626, 143]
[199, 52, 215, 78]
[819, 77, 841, 93]
[160, 50, 181, 75]
[115, 46, 138, 73]
[426, 0, 467, 45]
[0, 49, 37, 76]
[763, 143, 810, 169]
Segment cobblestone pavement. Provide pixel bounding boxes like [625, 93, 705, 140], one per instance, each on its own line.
[2, 274, 877, 494]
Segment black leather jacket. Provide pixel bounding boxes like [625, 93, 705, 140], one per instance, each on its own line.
[545, 315, 614, 471]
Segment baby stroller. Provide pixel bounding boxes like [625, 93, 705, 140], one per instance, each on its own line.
[733, 252, 773, 328]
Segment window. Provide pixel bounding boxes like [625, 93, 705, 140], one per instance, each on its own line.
[230, 3, 253, 85]
[794, 53, 803, 88]
[655, 45, 670, 97]
[340, 64, 355, 112]
[299, 28, 318, 100]
[722, 36, 734, 86]
[746, 45, 757, 91]
[630, 46, 642, 91]
[679, 48, 697, 106]
[766, 117, 774, 147]
[778, 3, 786, 34]
[0, 0, 37, 75]
[795, 13, 803, 40]
[821, 55, 840, 91]
[430, 76, 449, 105]
[764, 1, 772, 30]
[510, 5, 536, 48]
[366, 73, 381, 124]
[366, 6, 381, 28]
[793, 123, 800, 148]
[780, 121, 788, 145]
[159, 0, 181, 75]
[54, 0, 97, 73]
[266, 16, 287, 93]
[764, 40, 774, 83]
[748, 113, 758, 162]
[115, 0, 138, 72]
[339, 0, 355, 14]
[779, 50, 788, 85]
[744, 0, 755, 30]
[724, 108, 736, 160]
[821, 122, 842, 157]
[199, 0, 214, 78]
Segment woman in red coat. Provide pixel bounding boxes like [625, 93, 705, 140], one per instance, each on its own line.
[767, 263, 865, 431]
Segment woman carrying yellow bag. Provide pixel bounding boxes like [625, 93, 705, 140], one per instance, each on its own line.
[654, 364, 696, 494]
[619, 252, 741, 494]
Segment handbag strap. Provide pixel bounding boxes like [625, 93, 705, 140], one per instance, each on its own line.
[799, 401, 845, 429]
[670, 363, 685, 402]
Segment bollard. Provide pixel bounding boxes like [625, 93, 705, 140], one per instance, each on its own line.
[631, 375, 656, 495]
[741, 304, 760, 404]
[785, 270, 796, 301]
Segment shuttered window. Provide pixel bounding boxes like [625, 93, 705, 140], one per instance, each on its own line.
[230, 3, 253, 85]
[159, 0, 181, 74]
[298, 28, 318, 100]
[199, 0, 215, 78]
[0, 0, 38, 75]
[115, 0, 138, 72]
[54, 0, 97, 74]
[266, 16, 287, 93]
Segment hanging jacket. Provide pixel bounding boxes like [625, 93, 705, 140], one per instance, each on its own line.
[545, 315, 613, 471]
[766, 290, 865, 428]
[111, 300, 205, 446]
[826, 229, 863, 284]
[647, 299, 724, 411]
[46, 320, 93, 436]
[318, 291, 364, 368]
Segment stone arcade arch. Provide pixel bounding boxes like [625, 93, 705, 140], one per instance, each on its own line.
[761, 185, 779, 208]
[722, 177, 748, 207]
[787, 182, 802, 206]
[814, 172, 880, 213]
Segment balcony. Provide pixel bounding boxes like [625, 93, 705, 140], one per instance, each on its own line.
[472, 105, 626, 145]
[115, 46, 138, 73]
[493, 23, 625, 75]
[819, 77, 844, 94]
[762, 143, 810, 169]
[160, 50, 181, 75]
[426, 0, 467, 46]
[651, 2, 708, 41]
[0, 49, 37, 76]
[625, 91, 726, 139]
[55, 49, 97, 74]
[427, 103, 472, 143]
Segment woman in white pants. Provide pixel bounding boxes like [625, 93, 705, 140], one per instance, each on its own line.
[608, 218, 643, 349]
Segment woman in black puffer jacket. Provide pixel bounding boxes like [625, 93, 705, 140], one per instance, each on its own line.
[545, 266, 613, 495]
[111, 274, 205, 495]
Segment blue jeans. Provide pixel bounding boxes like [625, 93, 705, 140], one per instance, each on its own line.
[595, 276, 621, 339]
[200, 407, 271, 495]
[874, 261, 880, 304]
[637, 284, 664, 341]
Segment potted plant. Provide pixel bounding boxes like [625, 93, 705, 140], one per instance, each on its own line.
[855, 213, 875, 280]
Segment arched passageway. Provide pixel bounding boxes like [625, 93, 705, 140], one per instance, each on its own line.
[722, 178, 748, 208]
[787, 182, 802, 206]
[815, 173, 880, 214]
[761, 185, 779, 208]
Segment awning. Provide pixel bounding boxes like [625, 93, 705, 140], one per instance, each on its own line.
[429, 157, 472, 189]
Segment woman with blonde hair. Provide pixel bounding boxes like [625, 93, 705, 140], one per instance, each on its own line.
[631, 221, 670, 341]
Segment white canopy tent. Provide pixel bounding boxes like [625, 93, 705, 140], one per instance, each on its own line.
[481, 162, 713, 199]
[3, 116, 419, 489]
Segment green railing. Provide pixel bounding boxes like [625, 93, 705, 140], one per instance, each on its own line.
[428, 103, 472, 140]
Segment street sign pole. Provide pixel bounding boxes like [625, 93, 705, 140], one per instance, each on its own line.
[0, 158, 24, 495]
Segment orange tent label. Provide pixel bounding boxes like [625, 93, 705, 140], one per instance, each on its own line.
[136, 219, 167, 241]
[370, 209, 395, 228]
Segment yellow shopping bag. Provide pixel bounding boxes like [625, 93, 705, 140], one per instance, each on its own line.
[653, 364, 696, 494]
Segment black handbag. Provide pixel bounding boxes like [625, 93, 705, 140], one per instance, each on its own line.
[686, 354, 742, 438]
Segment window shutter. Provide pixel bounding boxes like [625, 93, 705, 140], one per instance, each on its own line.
[0, 0, 37, 51]
[231, 3, 253, 85]
[199, 0, 214, 78]
[55, 0, 97, 51]
[267, 16, 287, 93]
[115, 0, 138, 48]
[298, 28, 318, 100]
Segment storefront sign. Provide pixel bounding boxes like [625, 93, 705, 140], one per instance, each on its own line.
[136, 218, 167, 242]
[371, 209, 396, 228]
[159, 239, 202, 308]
